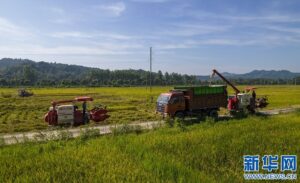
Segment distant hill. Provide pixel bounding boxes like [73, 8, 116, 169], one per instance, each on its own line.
[0, 58, 299, 86]
[0, 58, 91, 81]
[0, 58, 198, 86]
[197, 70, 300, 80]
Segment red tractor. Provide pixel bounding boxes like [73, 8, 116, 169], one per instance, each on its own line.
[44, 96, 109, 126]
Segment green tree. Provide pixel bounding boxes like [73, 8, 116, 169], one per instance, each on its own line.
[164, 72, 170, 85]
[23, 65, 36, 85]
[157, 70, 163, 85]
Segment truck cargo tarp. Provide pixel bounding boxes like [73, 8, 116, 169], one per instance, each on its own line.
[174, 85, 226, 95]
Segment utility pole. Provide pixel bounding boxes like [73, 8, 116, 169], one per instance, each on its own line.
[149, 47, 153, 102]
[150, 47, 152, 93]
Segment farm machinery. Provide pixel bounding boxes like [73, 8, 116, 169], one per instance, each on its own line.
[18, 88, 34, 97]
[44, 96, 109, 126]
[156, 85, 228, 118]
[211, 69, 268, 114]
[156, 69, 268, 118]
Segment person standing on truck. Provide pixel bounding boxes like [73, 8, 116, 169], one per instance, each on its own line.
[252, 90, 256, 100]
[249, 90, 256, 112]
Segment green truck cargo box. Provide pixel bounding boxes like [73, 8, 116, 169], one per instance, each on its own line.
[174, 85, 226, 95]
[173, 85, 228, 110]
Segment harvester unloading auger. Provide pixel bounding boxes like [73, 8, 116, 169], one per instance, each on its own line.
[44, 96, 109, 126]
[211, 69, 268, 114]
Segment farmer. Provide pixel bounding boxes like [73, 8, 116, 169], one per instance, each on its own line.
[82, 101, 87, 124]
[252, 90, 256, 100]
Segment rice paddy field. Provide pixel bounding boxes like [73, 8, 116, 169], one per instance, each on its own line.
[0, 85, 300, 133]
[0, 85, 300, 182]
[0, 111, 299, 182]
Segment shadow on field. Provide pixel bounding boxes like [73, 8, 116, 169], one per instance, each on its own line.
[169, 111, 272, 128]
[253, 112, 270, 117]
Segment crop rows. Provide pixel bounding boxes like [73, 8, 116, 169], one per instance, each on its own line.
[0, 86, 299, 133]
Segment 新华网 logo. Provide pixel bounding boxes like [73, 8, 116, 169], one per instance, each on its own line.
[243, 155, 297, 180]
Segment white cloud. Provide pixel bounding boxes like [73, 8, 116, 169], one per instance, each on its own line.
[197, 39, 256, 46]
[50, 7, 65, 15]
[235, 15, 300, 23]
[0, 17, 18, 32]
[162, 24, 230, 36]
[156, 33, 300, 49]
[0, 44, 134, 56]
[50, 31, 133, 40]
[130, 0, 171, 3]
[184, 10, 300, 24]
[265, 26, 300, 35]
[0, 35, 143, 56]
[93, 2, 126, 17]
[48, 7, 73, 24]
[51, 31, 93, 39]
[0, 17, 27, 37]
[104, 33, 132, 40]
[163, 6, 300, 46]
[51, 18, 71, 24]
[0, 17, 34, 41]
[156, 41, 194, 49]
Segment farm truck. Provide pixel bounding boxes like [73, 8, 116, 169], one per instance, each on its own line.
[156, 85, 228, 118]
[156, 69, 268, 118]
[44, 96, 109, 126]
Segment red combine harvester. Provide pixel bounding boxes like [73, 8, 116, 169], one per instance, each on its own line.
[44, 96, 109, 126]
[211, 69, 268, 114]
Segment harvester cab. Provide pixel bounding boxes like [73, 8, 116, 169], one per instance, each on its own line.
[244, 87, 269, 109]
[44, 96, 109, 126]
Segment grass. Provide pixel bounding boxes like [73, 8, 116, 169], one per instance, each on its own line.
[0, 85, 299, 133]
[0, 111, 299, 182]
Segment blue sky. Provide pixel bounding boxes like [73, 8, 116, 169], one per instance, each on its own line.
[0, 0, 300, 74]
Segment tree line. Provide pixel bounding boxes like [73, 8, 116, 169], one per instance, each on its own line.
[0, 58, 200, 86]
[0, 58, 299, 87]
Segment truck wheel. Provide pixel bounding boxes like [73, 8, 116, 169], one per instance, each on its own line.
[247, 106, 256, 114]
[209, 110, 218, 119]
[175, 112, 185, 119]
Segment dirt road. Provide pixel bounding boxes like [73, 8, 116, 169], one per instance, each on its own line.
[0, 121, 164, 145]
[257, 107, 298, 115]
[0, 107, 298, 145]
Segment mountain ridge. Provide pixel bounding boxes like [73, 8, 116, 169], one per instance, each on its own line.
[1, 58, 299, 81]
[197, 70, 300, 80]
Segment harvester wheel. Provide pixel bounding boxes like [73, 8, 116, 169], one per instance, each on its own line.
[248, 108, 256, 114]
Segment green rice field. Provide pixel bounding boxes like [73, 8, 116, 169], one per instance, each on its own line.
[0, 85, 299, 133]
[0, 85, 299, 182]
[0, 111, 299, 182]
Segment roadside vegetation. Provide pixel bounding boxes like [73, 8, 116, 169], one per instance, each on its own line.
[0, 111, 299, 182]
[0, 86, 300, 133]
